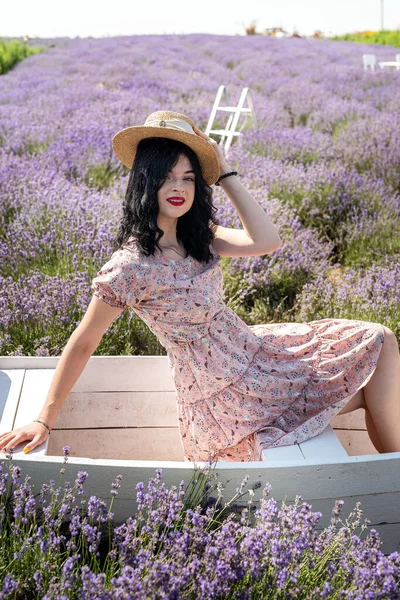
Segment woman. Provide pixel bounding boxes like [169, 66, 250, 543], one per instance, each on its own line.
[1, 110, 399, 462]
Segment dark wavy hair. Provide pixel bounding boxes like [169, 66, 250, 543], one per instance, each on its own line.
[112, 137, 219, 263]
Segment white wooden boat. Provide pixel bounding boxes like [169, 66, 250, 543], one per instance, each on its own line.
[1, 355, 399, 555]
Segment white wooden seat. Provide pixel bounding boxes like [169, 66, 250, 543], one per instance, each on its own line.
[379, 61, 400, 70]
[378, 53, 400, 70]
[0, 357, 183, 461]
[260, 424, 348, 462]
[363, 53, 376, 71]
[1, 359, 347, 463]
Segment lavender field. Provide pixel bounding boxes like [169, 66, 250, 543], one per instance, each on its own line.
[1, 34, 399, 357]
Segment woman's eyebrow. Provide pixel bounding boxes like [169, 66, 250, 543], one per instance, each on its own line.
[167, 169, 195, 174]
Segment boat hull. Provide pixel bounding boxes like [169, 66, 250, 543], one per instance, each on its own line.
[1, 355, 399, 555]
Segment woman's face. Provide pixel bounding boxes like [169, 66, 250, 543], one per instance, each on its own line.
[157, 153, 196, 225]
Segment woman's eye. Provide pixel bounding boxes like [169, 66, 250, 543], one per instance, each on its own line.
[164, 176, 194, 182]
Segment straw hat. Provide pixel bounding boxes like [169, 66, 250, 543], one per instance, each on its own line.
[112, 110, 220, 185]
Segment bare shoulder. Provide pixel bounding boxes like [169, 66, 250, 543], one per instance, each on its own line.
[121, 236, 140, 255]
[117, 237, 146, 266]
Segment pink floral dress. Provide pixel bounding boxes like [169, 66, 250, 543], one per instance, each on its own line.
[91, 237, 385, 462]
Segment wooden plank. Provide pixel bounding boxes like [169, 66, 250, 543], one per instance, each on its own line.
[47, 428, 185, 461]
[335, 429, 378, 456]
[221, 454, 400, 501]
[75, 356, 175, 392]
[0, 357, 61, 369]
[14, 366, 178, 430]
[266, 429, 366, 459]
[12, 368, 359, 461]
[0, 356, 175, 391]
[36, 450, 400, 499]
[0, 369, 25, 432]
[331, 409, 366, 430]
[109, 491, 400, 526]
[10, 452, 400, 500]
[294, 492, 400, 530]
[53, 391, 179, 428]
[10, 451, 400, 501]
[14, 370, 55, 429]
[367, 523, 400, 554]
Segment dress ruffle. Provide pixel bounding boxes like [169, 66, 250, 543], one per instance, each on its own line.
[180, 319, 385, 462]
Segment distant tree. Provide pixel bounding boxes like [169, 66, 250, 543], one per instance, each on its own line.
[245, 20, 258, 35]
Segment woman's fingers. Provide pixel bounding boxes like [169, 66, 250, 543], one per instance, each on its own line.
[0, 424, 48, 453]
[0, 430, 12, 440]
[193, 126, 210, 140]
[0, 432, 17, 451]
[193, 127, 227, 168]
[23, 434, 45, 455]
[1, 432, 29, 452]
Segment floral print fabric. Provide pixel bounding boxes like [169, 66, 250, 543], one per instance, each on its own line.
[91, 238, 385, 462]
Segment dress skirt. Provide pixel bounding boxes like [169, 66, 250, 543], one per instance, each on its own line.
[208, 318, 385, 462]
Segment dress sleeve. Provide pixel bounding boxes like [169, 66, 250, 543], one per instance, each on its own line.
[91, 248, 143, 310]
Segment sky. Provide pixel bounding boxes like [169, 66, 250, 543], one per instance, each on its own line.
[3, 0, 400, 39]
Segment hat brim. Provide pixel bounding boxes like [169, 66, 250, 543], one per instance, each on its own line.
[112, 126, 220, 185]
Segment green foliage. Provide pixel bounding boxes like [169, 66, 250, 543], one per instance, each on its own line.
[0, 40, 44, 74]
[220, 257, 299, 325]
[247, 138, 322, 165]
[0, 455, 392, 599]
[226, 60, 239, 69]
[268, 180, 400, 269]
[293, 274, 400, 340]
[17, 139, 50, 157]
[85, 164, 120, 189]
[343, 221, 400, 268]
[331, 29, 400, 48]
[92, 311, 166, 356]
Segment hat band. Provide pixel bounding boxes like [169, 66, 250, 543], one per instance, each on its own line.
[144, 116, 195, 135]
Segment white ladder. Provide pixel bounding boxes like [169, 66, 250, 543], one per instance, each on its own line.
[205, 85, 257, 156]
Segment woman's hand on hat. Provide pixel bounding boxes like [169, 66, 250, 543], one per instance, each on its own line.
[192, 126, 231, 174]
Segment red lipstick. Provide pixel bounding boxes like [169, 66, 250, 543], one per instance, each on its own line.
[167, 196, 185, 206]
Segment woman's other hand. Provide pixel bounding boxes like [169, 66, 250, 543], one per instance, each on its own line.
[0, 422, 49, 454]
[192, 126, 232, 174]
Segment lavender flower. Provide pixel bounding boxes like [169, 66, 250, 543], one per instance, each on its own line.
[110, 474, 123, 496]
[0, 575, 18, 598]
[1, 35, 399, 356]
